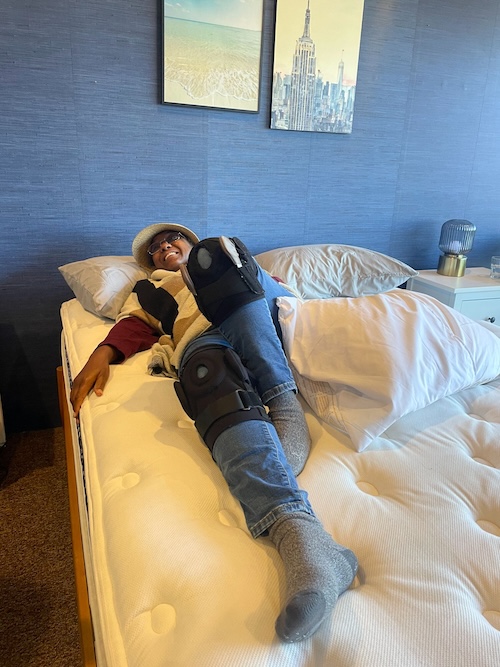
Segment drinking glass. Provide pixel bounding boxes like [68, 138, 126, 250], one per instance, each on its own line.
[490, 256, 500, 280]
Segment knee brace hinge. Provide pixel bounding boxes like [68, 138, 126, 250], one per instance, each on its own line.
[174, 345, 271, 451]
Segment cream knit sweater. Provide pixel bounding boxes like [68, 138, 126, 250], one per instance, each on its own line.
[116, 269, 211, 378]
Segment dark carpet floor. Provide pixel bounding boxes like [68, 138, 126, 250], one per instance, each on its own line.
[0, 428, 82, 666]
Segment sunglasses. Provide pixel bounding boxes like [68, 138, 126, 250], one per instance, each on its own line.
[147, 232, 186, 255]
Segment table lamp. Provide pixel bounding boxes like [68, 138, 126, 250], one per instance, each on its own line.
[437, 219, 476, 277]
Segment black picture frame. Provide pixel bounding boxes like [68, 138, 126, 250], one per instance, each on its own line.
[162, 0, 264, 113]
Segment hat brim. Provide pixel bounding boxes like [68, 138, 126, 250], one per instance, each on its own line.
[132, 223, 200, 271]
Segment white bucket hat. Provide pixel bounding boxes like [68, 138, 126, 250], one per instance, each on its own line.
[132, 222, 200, 271]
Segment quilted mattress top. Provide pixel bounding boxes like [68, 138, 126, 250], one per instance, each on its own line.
[61, 298, 500, 667]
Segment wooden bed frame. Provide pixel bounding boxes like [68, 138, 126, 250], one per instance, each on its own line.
[57, 366, 97, 667]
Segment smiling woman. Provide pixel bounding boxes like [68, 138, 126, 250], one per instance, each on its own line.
[147, 231, 194, 272]
[66, 222, 352, 646]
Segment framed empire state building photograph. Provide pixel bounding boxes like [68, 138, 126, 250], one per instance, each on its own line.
[270, 0, 365, 133]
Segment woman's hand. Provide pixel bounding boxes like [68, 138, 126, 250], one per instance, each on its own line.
[70, 345, 118, 418]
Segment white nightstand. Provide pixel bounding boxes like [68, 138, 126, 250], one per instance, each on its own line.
[407, 267, 500, 325]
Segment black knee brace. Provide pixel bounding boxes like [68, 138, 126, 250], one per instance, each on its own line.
[174, 345, 271, 451]
[182, 236, 264, 327]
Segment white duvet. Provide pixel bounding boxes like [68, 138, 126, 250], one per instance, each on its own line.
[278, 290, 500, 450]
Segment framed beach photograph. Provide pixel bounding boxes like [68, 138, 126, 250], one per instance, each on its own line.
[162, 0, 264, 112]
[270, 0, 365, 133]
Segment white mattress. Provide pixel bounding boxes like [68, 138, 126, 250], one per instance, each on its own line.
[60, 298, 500, 667]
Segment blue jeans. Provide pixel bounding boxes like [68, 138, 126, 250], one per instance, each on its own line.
[180, 266, 314, 537]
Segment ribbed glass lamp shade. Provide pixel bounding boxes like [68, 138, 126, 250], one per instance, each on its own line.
[437, 219, 476, 277]
[438, 219, 476, 254]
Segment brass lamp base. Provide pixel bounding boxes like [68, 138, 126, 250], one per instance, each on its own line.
[437, 254, 467, 277]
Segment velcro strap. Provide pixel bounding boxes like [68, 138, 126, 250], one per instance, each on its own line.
[195, 389, 269, 440]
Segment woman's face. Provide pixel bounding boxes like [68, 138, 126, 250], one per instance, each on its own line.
[149, 231, 193, 272]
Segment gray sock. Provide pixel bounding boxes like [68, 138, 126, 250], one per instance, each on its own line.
[267, 391, 311, 476]
[269, 512, 358, 643]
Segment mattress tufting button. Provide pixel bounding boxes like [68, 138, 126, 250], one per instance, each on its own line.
[483, 610, 500, 631]
[356, 481, 379, 496]
[121, 472, 140, 488]
[218, 509, 241, 528]
[151, 604, 176, 634]
[476, 519, 500, 537]
[177, 419, 195, 429]
[471, 456, 495, 468]
[93, 401, 121, 413]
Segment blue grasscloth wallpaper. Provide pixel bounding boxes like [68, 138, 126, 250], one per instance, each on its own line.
[1, 0, 500, 431]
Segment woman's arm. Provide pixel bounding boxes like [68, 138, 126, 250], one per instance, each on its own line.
[70, 317, 159, 418]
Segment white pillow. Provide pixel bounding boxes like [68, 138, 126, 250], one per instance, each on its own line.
[59, 256, 147, 319]
[278, 292, 500, 451]
[255, 244, 417, 299]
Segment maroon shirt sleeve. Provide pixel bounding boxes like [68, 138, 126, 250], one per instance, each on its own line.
[97, 316, 160, 362]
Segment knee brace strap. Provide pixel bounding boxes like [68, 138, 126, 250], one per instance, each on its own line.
[183, 237, 264, 326]
[174, 345, 271, 451]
